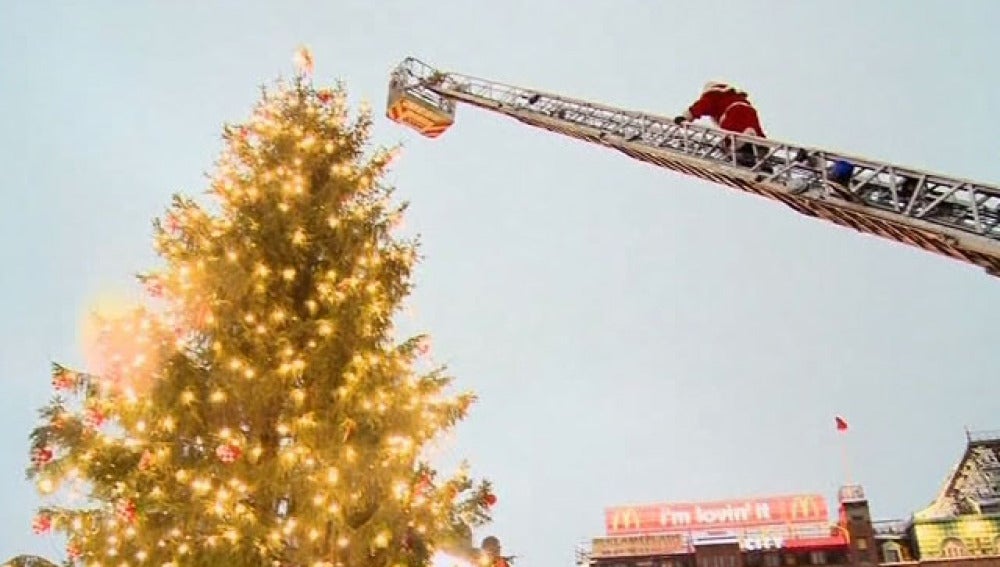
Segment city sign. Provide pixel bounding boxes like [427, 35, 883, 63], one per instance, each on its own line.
[743, 535, 785, 551]
[606, 494, 828, 536]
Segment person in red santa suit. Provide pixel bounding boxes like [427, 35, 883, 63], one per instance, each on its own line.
[673, 81, 768, 167]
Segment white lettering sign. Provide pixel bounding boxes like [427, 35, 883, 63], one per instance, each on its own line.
[697, 504, 748, 524]
[659, 502, 775, 529]
[743, 536, 784, 551]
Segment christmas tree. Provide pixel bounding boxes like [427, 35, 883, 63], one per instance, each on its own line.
[25, 48, 495, 567]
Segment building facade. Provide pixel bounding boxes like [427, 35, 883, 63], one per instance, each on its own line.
[580, 431, 1000, 567]
[583, 486, 872, 567]
[871, 430, 1000, 566]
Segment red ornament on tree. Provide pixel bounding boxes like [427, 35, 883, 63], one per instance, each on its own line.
[415, 474, 433, 496]
[317, 89, 334, 104]
[116, 499, 137, 524]
[216, 443, 242, 463]
[484, 492, 498, 507]
[145, 278, 164, 298]
[31, 447, 54, 468]
[164, 213, 181, 233]
[67, 543, 82, 560]
[31, 513, 52, 534]
[84, 407, 107, 429]
[138, 450, 154, 471]
[416, 337, 431, 357]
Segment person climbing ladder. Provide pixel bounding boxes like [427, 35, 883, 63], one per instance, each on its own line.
[673, 80, 768, 167]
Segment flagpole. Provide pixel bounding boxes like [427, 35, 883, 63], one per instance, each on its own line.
[835, 416, 852, 485]
[839, 434, 852, 485]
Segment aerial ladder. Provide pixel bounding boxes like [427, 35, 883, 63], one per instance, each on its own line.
[385, 57, 1000, 279]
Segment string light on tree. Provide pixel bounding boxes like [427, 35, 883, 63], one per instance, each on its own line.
[23, 46, 495, 567]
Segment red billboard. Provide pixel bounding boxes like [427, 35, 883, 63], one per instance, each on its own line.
[605, 494, 828, 536]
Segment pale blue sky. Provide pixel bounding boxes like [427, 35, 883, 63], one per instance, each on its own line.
[2, 1, 999, 564]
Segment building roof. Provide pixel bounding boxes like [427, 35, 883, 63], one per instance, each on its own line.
[915, 430, 1000, 520]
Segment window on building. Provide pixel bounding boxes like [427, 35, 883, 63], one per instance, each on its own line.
[881, 542, 902, 564]
[783, 554, 796, 566]
[809, 551, 826, 565]
[981, 502, 1000, 515]
[828, 552, 850, 565]
[855, 537, 868, 551]
[941, 538, 968, 558]
[763, 554, 780, 567]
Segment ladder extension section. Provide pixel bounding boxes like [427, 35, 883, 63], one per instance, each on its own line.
[390, 58, 1000, 277]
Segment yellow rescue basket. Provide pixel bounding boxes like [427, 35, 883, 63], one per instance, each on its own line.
[386, 78, 455, 138]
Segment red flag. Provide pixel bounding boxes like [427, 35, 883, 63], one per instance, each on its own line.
[835, 416, 849, 432]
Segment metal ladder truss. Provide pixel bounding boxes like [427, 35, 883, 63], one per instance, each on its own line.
[390, 58, 1000, 277]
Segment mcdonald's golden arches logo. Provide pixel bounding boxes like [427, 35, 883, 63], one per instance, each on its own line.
[610, 508, 641, 532]
[789, 495, 822, 520]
